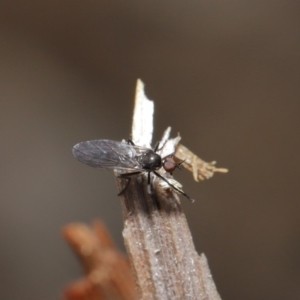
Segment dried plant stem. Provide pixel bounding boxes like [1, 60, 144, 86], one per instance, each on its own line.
[116, 80, 222, 300]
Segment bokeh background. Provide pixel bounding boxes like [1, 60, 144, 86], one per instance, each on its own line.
[1, 1, 300, 299]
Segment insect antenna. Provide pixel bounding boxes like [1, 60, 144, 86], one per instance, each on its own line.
[175, 158, 186, 171]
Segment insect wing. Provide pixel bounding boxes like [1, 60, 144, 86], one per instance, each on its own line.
[72, 139, 146, 170]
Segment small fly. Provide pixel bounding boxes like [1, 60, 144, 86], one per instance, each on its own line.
[72, 139, 194, 202]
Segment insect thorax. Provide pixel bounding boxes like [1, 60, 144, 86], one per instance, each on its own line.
[138, 150, 162, 171]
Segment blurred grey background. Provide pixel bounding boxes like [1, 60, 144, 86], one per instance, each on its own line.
[1, 1, 300, 299]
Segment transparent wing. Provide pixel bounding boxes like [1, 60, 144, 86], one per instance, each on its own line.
[72, 139, 148, 171]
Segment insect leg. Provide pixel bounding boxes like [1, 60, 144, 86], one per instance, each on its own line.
[154, 141, 160, 152]
[116, 171, 141, 195]
[147, 172, 152, 194]
[127, 139, 135, 145]
[154, 139, 168, 152]
[153, 171, 195, 203]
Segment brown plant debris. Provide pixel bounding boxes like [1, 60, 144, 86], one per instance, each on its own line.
[62, 221, 138, 300]
[175, 143, 228, 182]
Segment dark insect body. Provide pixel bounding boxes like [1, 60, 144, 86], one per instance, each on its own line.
[72, 139, 193, 202]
